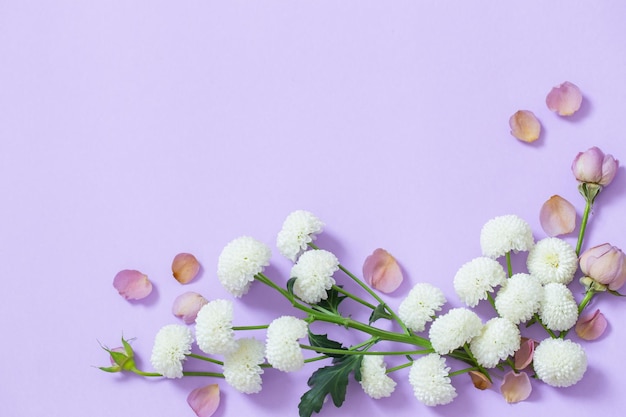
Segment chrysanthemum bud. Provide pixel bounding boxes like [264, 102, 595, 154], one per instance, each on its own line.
[172, 253, 201, 284]
[113, 269, 153, 300]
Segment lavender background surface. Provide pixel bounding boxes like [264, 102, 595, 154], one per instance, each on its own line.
[2, 2, 626, 416]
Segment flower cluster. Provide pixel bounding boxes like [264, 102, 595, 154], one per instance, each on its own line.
[100, 142, 624, 415]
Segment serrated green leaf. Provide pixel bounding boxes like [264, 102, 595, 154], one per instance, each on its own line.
[368, 303, 392, 324]
[298, 354, 363, 417]
[308, 330, 345, 357]
[314, 286, 347, 314]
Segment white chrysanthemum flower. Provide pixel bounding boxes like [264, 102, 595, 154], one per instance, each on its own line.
[480, 215, 535, 258]
[276, 210, 324, 261]
[494, 273, 543, 324]
[429, 308, 483, 354]
[265, 316, 308, 372]
[469, 317, 520, 368]
[290, 249, 339, 304]
[453, 257, 507, 307]
[527, 237, 578, 285]
[195, 299, 238, 355]
[539, 283, 578, 331]
[409, 354, 457, 406]
[359, 355, 397, 399]
[223, 338, 265, 394]
[533, 338, 587, 387]
[398, 283, 447, 332]
[217, 236, 272, 297]
[150, 324, 194, 379]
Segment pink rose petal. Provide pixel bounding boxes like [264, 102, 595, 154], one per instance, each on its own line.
[172, 253, 201, 284]
[187, 384, 220, 417]
[501, 371, 532, 403]
[539, 195, 576, 236]
[172, 292, 209, 324]
[514, 338, 535, 370]
[575, 309, 607, 340]
[113, 269, 153, 300]
[546, 81, 583, 116]
[362, 248, 403, 293]
[509, 110, 541, 143]
[469, 371, 492, 390]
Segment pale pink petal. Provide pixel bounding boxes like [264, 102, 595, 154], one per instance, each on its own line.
[172, 253, 201, 284]
[575, 309, 608, 340]
[539, 195, 576, 236]
[546, 81, 583, 116]
[362, 248, 403, 293]
[172, 292, 209, 324]
[469, 371, 492, 390]
[514, 338, 535, 370]
[187, 384, 220, 417]
[113, 270, 152, 300]
[501, 371, 532, 403]
[509, 110, 541, 143]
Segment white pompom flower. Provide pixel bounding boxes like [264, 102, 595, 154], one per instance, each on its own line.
[469, 317, 520, 368]
[494, 273, 543, 324]
[527, 237, 578, 285]
[398, 283, 447, 333]
[290, 249, 339, 304]
[539, 283, 578, 331]
[480, 215, 535, 259]
[150, 324, 194, 379]
[223, 338, 265, 394]
[265, 316, 308, 372]
[533, 338, 587, 387]
[217, 236, 272, 297]
[359, 355, 397, 399]
[409, 354, 457, 406]
[276, 210, 324, 261]
[428, 308, 483, 354]
[195, 299, 238, 355]
[453, 257, 507, 307]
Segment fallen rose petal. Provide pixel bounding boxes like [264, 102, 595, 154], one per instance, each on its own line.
[187, 384, 220, 417]
[501, 371, 532, 403]
[509, 110, 541, 143]
[575, 309, 607, 340]
[514, 337, 535, 370]
[173, 291, 209, 324]
[113, 269, 152, 300]
[172, 253, 201, 284]
[539, 195, 576, 236]
[469, 371, 492, 390]
[362, 248, 403, 293]
[546, 81, 583, 116]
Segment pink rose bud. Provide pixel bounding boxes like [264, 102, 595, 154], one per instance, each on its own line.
[113, 269, 153, 300]
[575, 309, 607, 341]
[514, 337, 535, 370]
[579, 243, 626, 291]
[172, 253, 201, 284]
[172, 292, 209, 324]
[362, 248, 403, 293]
[187, 384, 220, 417]
[539, 195, 576, 236]
[571, 147, 619, 186]
[501, 371, 532, 403]
[509, 110, 541, 143]
[546, 81, 583, 116]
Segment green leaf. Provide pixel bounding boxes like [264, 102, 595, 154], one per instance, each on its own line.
[298, 354, 363, 417]
[308, 329, 345, 358]
[98, 365, 121, 373]
[608, 289, 625, 297]
[368, 303, 392, 324]
[287, 277, 297, 296]
[314, 286, 347, 314]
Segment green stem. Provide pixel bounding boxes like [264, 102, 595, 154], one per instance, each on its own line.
[505, 252, 512, 278]
[449, 367, 480, 377]
[486, 292, 497, 311]
[386, 361, 413, 373]
[576, 198, 592, 256]
[232, 325, 269, 331]
[578, 289, 596, 314]
[533, 313, 557, 338]
[299, 344, 432, 356]
[332, 285, 377, 309]
[133, 369, 224, 378]
[187, 353, 223, 366]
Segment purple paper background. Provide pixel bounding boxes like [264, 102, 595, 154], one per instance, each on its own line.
[2, 1, 626, 416]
